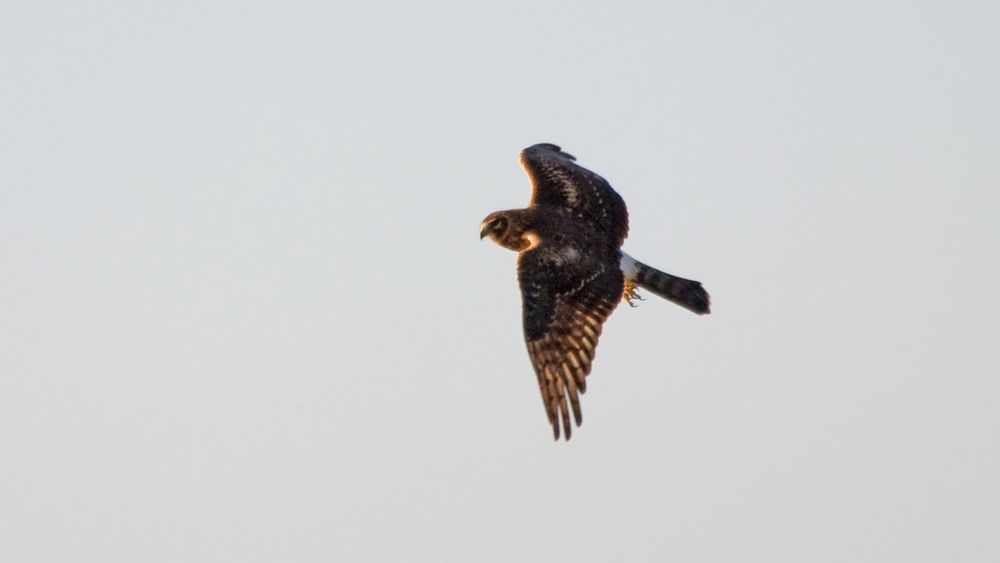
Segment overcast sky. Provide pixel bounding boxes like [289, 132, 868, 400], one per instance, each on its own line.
[2, 1, 998, 562]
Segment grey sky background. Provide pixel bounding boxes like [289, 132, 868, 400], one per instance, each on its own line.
[2, 1, 998, 561]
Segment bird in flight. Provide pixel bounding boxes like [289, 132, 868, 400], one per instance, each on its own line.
[480, 143, 710, 440]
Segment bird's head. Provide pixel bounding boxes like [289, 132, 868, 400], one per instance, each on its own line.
[480, 210, 538, 251]
[480, 211, 510, 242]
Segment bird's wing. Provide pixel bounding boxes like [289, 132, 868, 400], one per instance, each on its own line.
[520, 143, 629, 245]
[517, 250, 624, 440]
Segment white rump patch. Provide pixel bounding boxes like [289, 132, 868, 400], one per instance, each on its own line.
[620, 251, 640, 280]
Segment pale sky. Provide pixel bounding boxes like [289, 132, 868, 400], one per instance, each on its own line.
[2, 1, 998, 562]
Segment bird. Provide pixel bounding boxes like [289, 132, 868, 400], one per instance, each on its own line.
[480, 143, 710, 441]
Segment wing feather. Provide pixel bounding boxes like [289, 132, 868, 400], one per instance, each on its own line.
[520, 143, 629, 245]
[518, 254, 624, 440]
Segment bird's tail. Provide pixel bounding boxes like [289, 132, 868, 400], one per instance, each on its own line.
[620, 252, 711, 315]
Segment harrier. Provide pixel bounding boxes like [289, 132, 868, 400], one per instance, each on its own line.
[480, 143, 710, 440]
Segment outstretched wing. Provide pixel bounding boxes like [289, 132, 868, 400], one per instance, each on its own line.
[520, 143, 629, 245]
[518, 250, 624, 440]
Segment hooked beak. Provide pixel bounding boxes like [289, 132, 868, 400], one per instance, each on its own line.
[479, 224, 490, 240]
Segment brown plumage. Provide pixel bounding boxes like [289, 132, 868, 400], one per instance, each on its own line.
[481, 143, 710, 440]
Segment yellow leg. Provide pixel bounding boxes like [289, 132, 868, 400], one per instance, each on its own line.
[623, 279, 644, 307]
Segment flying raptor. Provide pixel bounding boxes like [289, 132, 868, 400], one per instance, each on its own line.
[480, 143, 710, 440]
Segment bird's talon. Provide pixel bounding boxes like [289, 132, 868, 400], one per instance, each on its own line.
[623, 281, 644, 307]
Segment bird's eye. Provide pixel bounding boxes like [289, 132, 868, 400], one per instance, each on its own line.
[491, 217, 508, 234]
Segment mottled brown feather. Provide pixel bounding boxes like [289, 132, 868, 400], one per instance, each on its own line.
[519, 260, 623, 440]
[520, 143, 630, 246]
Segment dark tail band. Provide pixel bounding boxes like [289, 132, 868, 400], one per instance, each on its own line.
[622, 253, 711, 315]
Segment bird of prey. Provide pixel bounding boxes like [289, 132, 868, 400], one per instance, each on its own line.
[480, 143, 710, 441]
